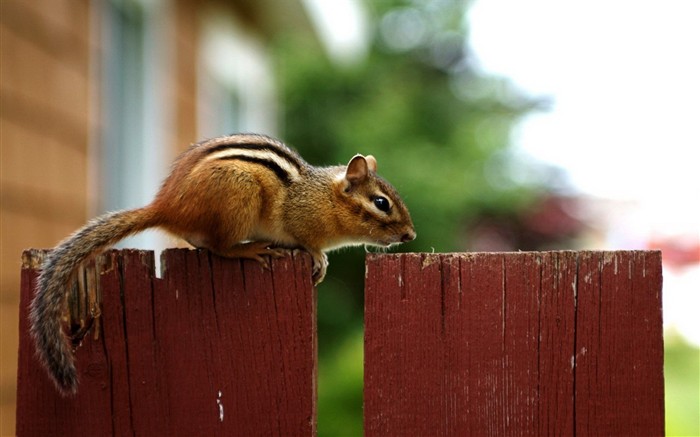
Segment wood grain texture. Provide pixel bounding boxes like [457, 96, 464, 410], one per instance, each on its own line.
[364, 251, 663, 437]
[16, 248, 316, 437]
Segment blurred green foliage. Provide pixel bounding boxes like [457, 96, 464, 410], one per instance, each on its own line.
[665, 333, 700, 437]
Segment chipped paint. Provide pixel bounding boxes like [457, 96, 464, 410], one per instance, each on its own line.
[99, 252, 118, 275]
[602, 252, 615, 266]
[421, 254, 439, 269]
[216, 390, 224, 422]
[21, 249, 46, 269]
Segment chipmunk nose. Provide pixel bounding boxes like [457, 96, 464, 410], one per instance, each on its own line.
[401, 230, 417, 243]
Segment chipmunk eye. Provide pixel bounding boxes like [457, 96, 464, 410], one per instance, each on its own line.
[373, 196, 391, 213]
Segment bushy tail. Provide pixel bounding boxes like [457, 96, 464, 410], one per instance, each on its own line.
[29, 207, 157, 395]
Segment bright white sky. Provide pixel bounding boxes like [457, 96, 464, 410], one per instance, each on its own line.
[302, 0, 370, 65]
[468, 0, 700, 233]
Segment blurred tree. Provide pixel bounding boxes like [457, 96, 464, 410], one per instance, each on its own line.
[273, 1, 573, 435]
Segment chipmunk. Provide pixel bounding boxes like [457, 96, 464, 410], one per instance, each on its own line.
[30, 133, 416, 395]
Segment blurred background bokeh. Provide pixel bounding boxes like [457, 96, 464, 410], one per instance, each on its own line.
[1, 0, 697, 435]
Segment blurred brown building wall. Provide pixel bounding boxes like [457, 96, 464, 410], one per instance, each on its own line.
[1, 1, 92, 433]
[0, 1, 199, 433]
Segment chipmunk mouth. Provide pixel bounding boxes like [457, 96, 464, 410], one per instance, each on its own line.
[364, 227, 415, 248]
[375, 231, 416, 247]
[401, 230, 417, 243]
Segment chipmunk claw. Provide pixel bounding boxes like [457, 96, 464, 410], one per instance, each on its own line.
[217, 241, 287, 268]
[309, 251, 328, 285]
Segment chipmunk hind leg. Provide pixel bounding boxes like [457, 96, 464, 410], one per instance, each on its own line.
[211, 241, 289, 268]
[178, 183, 287, 266]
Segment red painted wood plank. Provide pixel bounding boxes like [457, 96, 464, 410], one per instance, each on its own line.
[16, 248, 316, 437]
[574, 251, 664, 436]
[364, 248, 404, 436]
[99, 250, 135, 435]
[502, 252, 541, 435]
[16, 250, 120, 437]
[364, 251, 664, 437]
[537, 251, 576, 436]
[460, 252, 507, 436]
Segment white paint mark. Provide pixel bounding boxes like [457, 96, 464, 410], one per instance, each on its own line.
[216, 390, 224, 422]
[571, 347, 587, 370]
[628, 259, 632, 280]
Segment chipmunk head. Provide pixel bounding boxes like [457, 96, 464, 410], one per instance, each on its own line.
[336, 154, 416, 248]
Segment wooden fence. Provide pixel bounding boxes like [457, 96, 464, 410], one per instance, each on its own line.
[365, 251, 664, 436]
[16, 249, 317, 437]
[16, 250, 663, 436]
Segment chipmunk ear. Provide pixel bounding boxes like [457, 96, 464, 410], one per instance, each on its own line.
[365, 155, 377, 172]
[344, 154, 370, 187]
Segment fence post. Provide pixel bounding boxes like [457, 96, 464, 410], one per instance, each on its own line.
[16, 248, 317, 437]
[364, 251, 664, 437]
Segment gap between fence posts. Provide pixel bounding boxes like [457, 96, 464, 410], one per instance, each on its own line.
[364, 251, 664, 437]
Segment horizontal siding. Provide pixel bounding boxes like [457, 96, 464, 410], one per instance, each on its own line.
[2, 121, 89, 205]
[0, 1, 92, 435]
[0, 26, 89, 127]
